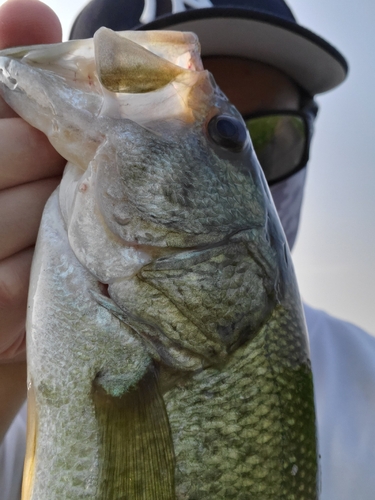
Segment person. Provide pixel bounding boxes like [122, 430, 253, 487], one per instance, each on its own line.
[0, 0, 375, 499]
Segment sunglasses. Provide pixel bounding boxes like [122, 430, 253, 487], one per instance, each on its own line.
[243, 100, 318, 185]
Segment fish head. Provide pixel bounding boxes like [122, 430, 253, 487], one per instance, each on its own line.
[0, 28, 294, 371]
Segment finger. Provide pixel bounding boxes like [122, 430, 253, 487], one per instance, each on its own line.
[0, 0, 62, 48]
[0, 247, 32, 360]
[0, 177, 60, 261]
[0, 118, 66, 190]
[0, 1, 63, 366]
[0, 1, 62, 118]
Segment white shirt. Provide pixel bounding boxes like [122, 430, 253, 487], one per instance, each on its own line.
[1, 305, 375, 499]
[305, 304, 375, 500]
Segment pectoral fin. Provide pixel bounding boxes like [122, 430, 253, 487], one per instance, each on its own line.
[94, 27, 187, 93]
[92, 364, 176, 499]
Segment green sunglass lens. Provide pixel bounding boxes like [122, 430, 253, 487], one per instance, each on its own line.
[245, 115, 306, 182]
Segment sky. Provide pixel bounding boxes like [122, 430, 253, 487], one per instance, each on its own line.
[287, 0, 375, 335]
[1, 0, 374, 334]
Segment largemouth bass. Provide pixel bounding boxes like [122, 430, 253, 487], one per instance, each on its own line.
[0, 28, 318, 499]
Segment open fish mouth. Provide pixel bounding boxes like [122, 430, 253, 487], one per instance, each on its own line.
[0, 27, 209, 137]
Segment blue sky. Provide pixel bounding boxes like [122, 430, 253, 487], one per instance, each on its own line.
[2, 0, 374, 334]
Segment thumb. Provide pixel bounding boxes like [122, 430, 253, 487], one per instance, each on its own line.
[0, 0, 62, 49]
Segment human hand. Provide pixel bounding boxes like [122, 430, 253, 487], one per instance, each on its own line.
[0, 0, 66, 362]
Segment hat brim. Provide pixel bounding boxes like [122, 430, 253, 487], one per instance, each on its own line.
[138, 8, 348, 95]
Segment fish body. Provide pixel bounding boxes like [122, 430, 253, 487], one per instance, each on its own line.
[0, 28, 318, 499]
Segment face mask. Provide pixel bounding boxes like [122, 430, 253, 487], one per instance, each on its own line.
[270, 166, 307, 250]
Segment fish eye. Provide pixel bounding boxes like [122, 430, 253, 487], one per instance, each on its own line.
[207, 115, 248, 152]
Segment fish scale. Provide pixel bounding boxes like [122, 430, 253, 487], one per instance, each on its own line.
[166, 303, 316, 500]
[0, 27, 318, 499]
